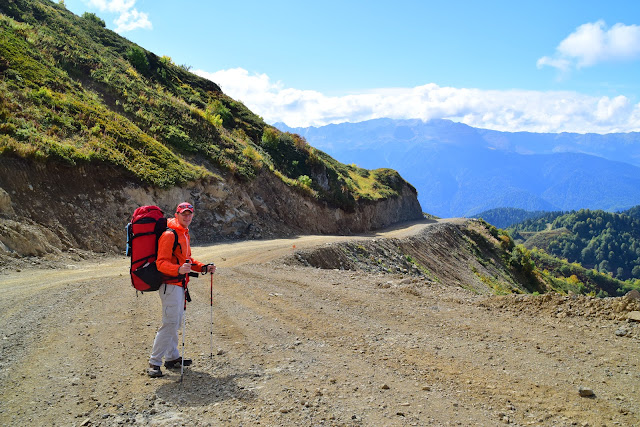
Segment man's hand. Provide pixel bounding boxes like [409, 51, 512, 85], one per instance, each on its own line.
[178, 261, 192, 275]
[203, 263, 216, 274]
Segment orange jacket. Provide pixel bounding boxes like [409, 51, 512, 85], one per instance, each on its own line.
[156, 217, 204, 286]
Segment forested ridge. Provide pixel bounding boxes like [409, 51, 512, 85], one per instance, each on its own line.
[510, 208, 640, 283]
[473, 207, 551, 229]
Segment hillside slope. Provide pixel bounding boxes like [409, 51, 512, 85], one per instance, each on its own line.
[0, 0, 422, 259]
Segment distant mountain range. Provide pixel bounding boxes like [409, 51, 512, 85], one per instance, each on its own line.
[275, 119, 640, 218]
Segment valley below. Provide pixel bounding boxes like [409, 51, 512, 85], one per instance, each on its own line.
[1, 219, 639, 426]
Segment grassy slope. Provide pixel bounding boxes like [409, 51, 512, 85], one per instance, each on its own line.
[0, 0, 411, 209]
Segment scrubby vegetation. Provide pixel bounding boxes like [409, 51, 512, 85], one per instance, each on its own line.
[0, 0, 409, 208]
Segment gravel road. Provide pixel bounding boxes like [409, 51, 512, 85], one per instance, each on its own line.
[1, 219, 638, 426]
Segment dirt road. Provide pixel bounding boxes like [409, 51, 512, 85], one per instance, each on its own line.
[1, 219, 638, 426]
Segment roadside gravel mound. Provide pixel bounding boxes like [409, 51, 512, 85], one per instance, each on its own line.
[480, 290, 640, 326]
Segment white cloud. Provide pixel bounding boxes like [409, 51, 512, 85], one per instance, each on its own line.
[538, 21, 640, 71]
[87, 0, 136, 13]
[84, 0, 151, 32]
[536, 56, 570, 72]
[113, 9, 151, 32]
[195, 67, 640, 133]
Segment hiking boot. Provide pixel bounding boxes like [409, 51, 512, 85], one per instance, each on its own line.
[147, 364, 163, 378]
[164, 357, 192, 369]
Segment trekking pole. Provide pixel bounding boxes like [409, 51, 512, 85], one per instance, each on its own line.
[180, 280, 187, 384]
[179, 271, 196, 385]
[209, 271, 214, 359]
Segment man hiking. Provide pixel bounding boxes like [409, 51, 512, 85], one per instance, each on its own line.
[148, 202, 216, 378]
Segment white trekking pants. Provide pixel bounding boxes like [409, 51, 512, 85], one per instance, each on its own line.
[149, 283, 185, 366]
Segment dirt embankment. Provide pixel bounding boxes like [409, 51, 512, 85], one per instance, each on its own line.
[0, 156, 423, 263]
[1, 219, 639, 426]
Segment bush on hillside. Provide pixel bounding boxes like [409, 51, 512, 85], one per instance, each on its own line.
[126, 47, 149, 74]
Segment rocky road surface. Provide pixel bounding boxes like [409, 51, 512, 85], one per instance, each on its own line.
[1, 219, 639, 426]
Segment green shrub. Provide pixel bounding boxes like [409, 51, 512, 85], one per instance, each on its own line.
[14, 123, 38, 141]
[242, 145, 264, 169]
[261, 127, 279, 148]
[82, 12, 105, 27]
[510, 245, 535, 275]
[372, 169, 404, 192]
[297, 175, 312, 187]
[208, 100, 233, 128]
[29, 86, 54, 105]
[126, 46, 149, 74]
[498, 231, 514, 251]
[164, 125, 193, 151]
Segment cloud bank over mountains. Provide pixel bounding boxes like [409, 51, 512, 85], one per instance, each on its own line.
[193, 20, 640, 134]
[196, 67, 640, 134]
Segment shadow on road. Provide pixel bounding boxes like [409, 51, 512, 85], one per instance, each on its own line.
[156, 370, 257, 406]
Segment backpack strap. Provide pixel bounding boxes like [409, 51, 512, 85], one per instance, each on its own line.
[160, 228, 183, 283]
[165, 228, 180, 256]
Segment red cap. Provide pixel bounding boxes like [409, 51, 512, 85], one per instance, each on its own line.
[176, 202, 194, 214]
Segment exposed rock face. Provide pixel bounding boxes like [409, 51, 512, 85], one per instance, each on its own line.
[0, 156, 423, 257]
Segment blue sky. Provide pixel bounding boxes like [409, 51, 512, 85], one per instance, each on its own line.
[62, 0, 640, 133]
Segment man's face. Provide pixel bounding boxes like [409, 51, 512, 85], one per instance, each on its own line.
[176, 210, 193, 228]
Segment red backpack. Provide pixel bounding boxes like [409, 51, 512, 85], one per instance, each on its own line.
[126, 206, 178, 292]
